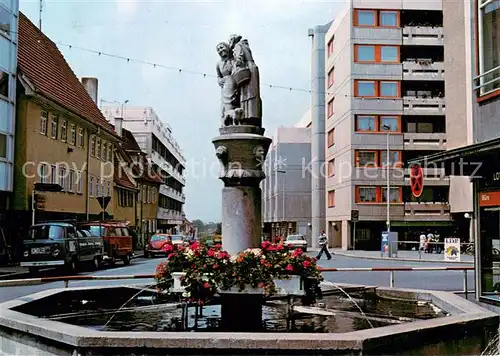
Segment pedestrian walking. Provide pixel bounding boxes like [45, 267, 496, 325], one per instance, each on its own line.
[316, 230, 332, 260]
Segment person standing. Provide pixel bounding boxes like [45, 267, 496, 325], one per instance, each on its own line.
[316, 230, 332, 260]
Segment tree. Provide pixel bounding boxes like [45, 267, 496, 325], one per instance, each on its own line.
[192, 219, 205, 231]
[215, 223, 222, 235]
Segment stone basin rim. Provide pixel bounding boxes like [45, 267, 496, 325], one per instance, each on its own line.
[0, 285, 497, 351]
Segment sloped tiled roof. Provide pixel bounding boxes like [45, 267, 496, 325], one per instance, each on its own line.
[114, 158, 137, 190]
[17, 13, 115, 135]
[122, 129, 142, 152]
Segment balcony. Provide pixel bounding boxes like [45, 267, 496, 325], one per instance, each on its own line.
[159, 185, 186, 203]
[403, 60, 444, 81]
[403, 133, 446, 151]
[157, 207, 184, 224]
[356, 204, 405, 221]
[404, 202, 451, 221]
[403, 97, 445, 115]
[404, 167, 448, 186]
[352, 98, 403, 113]
[402, 26, 444, 46]
[150, 151, 186, 185]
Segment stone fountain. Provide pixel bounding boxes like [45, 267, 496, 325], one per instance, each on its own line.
[212, 34, 272, 256]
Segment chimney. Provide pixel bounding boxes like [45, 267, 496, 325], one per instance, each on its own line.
[81, 77, 98, 104]
[115, 117, 123, 137]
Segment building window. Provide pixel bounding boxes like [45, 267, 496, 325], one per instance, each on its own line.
[77, 171, 83, 194]
[355, 115, 377, 132]
[69, 124, 76, 145]
[51, 165, 57, 185]
[0, 134, 6, 158]
[0, 70, 8, 98]
[327, 68, 334, 87]
[380, 46, 398, 62]
[89, 177, 95, 197]
[382, 187, 402, 203]
[379, 11, 399, 27]
[356, 80, 376, 97]
[327, 99, 334, 118]
[96, 138, 101, 159]
[327, 38, 334, 57]
[77, 127, 84, 148]
[108, 144, 113, 161]
[60, 120, 67, 142]
[328, 190, 335, 207]
[477, 0, 500, 96]
[357, 186, 377, 203]
[97, 180, 101, 197]
[380, 81, 399, 97]
[356, 151, 378, 167]
[355, 9, 376, 26]
[103, 142, 108, 162]
[59, 166, 67, 191]
[39, 163, 48, 184]
[328, 159, 335, 177]
[90, 136, 96, 157]
[381, 151, 402, 167]
[68, 170, 75, 193]
[380, 116, 400, 131]
[327, 128, 335, 147]
[355, 45, 375, 62]
[40, 111, 48, 135]
[50, 114, 59, 139]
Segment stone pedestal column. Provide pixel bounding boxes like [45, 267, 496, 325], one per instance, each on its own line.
[213, 126, 272, 255]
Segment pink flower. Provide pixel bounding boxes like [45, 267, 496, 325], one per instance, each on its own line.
[276, 244, 285, 251]
[261, 241, 271, 250]
[207, 249, 215, 257]
[213, 263, 219, 269]
[191, 241, 201, 251]
[302, 260, 311, 268]
[215, 244, 222, 250]
[292, 248, 303, 257]
[285, 264, 294, 272]
[203, 282, 211, 289]
[162, 243, 174, 253]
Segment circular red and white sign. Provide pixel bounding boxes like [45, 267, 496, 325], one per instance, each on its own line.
[410, 164, 424, 198]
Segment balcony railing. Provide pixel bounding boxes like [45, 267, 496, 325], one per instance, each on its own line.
[402, 26, 444, 46]
[150, 151, 186, 185]
[157, 207, 184, 222]
[403, 132, 446, 151]
[404, 202, 451, 221]
[159, 185, 186, 202]
[403, 60, 444, 81]
[403, 97, 445, 115]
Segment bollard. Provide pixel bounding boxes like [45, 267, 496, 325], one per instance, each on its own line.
[389, 271, 395, 288]
[64, 280, 69, 288]
[463, 270, 468, 299]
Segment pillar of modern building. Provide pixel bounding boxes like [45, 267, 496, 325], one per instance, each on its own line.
[341, 220, 351, 251]
[308, 23, 331, 248]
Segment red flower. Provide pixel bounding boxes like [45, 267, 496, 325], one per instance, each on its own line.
[292, 248, 303, 257]
[191, 241, 201, 251]
[285, 264, 294, 272]
[276, 244, 285, 251]
[302, 260, 311, 268]
[162, 243, 174, 253]
[213, 263, 219, 269]
[167, 253, 175, 259]
[203, 282, 211, 289]
[261, 241, 271, 250]
[215, 244, 222, 250]
[257, 282, 265, 288]
[207, 249, 215, 257]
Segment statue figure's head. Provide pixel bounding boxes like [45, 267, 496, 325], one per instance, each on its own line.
[216, 42, 230, 59]
[253, 145, 265, 162]
[215, 145, 228, 160]
[228, 34, 242, 49]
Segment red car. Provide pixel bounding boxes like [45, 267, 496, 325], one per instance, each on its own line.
[144, 234, 171, 258]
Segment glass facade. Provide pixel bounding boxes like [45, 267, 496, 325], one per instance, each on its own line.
[0, 0, 16, 192]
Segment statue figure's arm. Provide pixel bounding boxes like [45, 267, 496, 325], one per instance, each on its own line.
[233, 44, 245, 67]
[216, 63, 224, 87]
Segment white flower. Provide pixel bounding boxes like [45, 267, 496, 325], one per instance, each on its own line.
[250, 248, 262, 256]
[182, 291, 190, 298]
[230, 255, 238, 262]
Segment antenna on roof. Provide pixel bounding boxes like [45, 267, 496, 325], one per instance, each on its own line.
[39, 0, 43, 31]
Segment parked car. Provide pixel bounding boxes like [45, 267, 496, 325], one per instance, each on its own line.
[171, 235, 185, 246]
[79, 221, 133, 266]
[144, 234, 171, 258]
[21, 222, 104, 275]
[285, 234, 308, 252]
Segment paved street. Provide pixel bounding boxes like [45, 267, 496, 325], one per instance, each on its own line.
[0, 255, 474, 304]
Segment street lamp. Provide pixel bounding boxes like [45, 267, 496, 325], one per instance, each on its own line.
[277, 170, 286, 236]
[121, 99, 129, 119]
[382, 124, 391, 232]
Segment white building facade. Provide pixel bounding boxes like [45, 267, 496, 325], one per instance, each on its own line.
[0, 0, 18, 211]
[103, 106, 186, 232]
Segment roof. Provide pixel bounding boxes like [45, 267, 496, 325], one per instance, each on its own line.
[113, 156, 137, 190]
[17, 13, 116, 136]
[122, 129, 142, 152]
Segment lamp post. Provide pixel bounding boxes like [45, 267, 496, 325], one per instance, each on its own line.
[121, 99, 129, 119]
[382, 124, 391, 232]
[277, 170, 286, 236]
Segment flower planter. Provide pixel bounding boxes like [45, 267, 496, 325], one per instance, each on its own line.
[171, 272, 304, 295]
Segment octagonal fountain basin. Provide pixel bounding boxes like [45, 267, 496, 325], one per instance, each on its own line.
[0, 283, 497, 355]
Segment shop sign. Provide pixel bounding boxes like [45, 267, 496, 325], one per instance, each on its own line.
[479, 191, 500, 207]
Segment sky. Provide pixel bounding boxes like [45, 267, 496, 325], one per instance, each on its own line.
[19, 0, 343, 222]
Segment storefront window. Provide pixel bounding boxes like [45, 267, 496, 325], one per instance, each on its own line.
[478, 191, 500, 303]
[478, 0, 500, 95]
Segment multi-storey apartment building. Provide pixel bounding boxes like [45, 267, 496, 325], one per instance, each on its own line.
[11, 14, 119, 250]
[262, 120, 312, 243]
[0, 0, 18, 226]
[103, 107, 186, 233]
[325, 1, 451, 250]
[412, 0, 500, 306]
